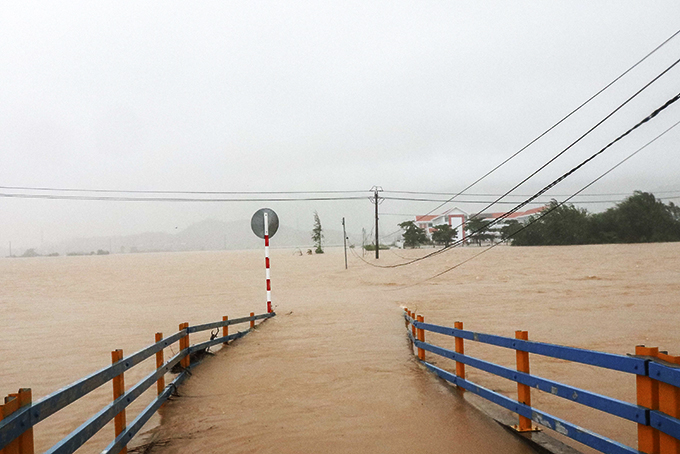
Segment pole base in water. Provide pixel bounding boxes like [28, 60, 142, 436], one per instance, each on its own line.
[510, 424, 541, 433]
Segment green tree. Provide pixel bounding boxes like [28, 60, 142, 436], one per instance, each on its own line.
[311, 211, 324, 253]
[431, 224, 457, 247]
[465, 217, 496, 246]
[508, 192, 680, 246]
[511, 201, 589, 246]
[513, 199, 592, 246]
[499, 219, 523, 241]
[398, 221, 428, 248]
[591, 191, 680, 243]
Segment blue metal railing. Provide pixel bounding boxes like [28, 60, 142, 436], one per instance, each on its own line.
[0, 311, 275, 453]
[404, 311, 680, 454]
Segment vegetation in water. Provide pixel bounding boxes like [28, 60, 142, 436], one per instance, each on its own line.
[508, 191, 680, 246]
[311, 211, 324, 253]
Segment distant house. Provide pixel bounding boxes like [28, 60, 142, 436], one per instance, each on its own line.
[475, 206, 546, 224]
[414, 205, 547, 245]
[415, 207, 468, 243]
[472, 206, 548, 241]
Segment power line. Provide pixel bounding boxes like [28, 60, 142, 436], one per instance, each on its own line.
[381, 195, 680, 204]
[456, 55, 680, 227]
[360, 89, 680, 269]
[0, 185, 370, 195]
[383, 189, 680, 197]
[0, 193, 368, 202]
[407, 117, 680, 287]
[421, 28, 680, 218]
[379, 73, 680, 261]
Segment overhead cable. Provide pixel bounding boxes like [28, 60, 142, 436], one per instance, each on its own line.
[360, 89, 680, 269]
[0, 193, 367, 202]
[422, 28, 680, 217]
[0, 185, 369, 195]
[408, 117, 680, 287]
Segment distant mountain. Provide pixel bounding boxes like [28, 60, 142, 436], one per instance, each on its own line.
[36, 219, 358, 255]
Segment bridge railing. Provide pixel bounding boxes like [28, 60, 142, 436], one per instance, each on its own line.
[0, 311, 275, 454]
[403, 308, 680, 454]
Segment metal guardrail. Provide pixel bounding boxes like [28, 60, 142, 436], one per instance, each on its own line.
[403, 309, 680, 454]
[0, 311, 275, 454]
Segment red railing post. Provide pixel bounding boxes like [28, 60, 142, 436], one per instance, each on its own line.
[155, 333, 165, 397]
[179, 322, 190, 369]
[416, 315, 425, 361]
[111, 349, 127, 454]
[250, 312, 255, 330]
[514, 331, 537, 433]
[222, 316, 229, 344]
[454, 321, 465, 389]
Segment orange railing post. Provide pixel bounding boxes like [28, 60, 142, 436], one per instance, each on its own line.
[416, 315, 425, 361]
[411, 311, 417, 340]
[222, 316, 229, 344]
[2, 393, 20, 454]
[454, 321, 465, 388]
[111, 349, 127, 454]
[404, 308, 408, 328]
[155, 333, 165, 397]
[179, 322, 190, 369]
[514, 331, 537, 433]
[250, 312, 255, 330]
[17, 389, 34, 454]
[657, 351, 680, 454]
[637, 345, 661, 454]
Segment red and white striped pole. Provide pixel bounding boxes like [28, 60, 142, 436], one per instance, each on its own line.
[264, 212, 272, 313]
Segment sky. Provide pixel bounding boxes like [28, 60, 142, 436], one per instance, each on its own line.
[1, 1, 680, 252]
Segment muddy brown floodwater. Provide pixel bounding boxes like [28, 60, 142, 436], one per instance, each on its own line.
[2, 243, 679, 453]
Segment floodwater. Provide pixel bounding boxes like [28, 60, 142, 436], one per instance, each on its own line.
[2, 243, 679, 453]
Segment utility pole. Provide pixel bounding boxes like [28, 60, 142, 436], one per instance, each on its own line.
[369, 186, 383, 259]
[342, 217, 348, 270]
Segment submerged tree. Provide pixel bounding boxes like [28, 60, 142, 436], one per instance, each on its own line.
[398, 221, 428, 248]
[508, 192, 680, 246]
[312, 211, 324, 253]
[465, 217, 496, 246]
[431, 224, 457, 247]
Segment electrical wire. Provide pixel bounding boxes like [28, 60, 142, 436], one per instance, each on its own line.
[402, 117, 680, 288]
[381, 196, 680, 204]
[358, 89, 680, 269]
[421, 27, 680, 218]
[0, 193, 368, 202]
[0, 185, 370, 195]
[382, 189, 680, 197]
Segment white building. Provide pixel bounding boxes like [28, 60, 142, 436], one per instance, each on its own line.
[415, 207, 468, 243]
[414, 206, 548, 244]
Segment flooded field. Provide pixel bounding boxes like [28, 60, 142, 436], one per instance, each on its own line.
[2, 242, 679, 453]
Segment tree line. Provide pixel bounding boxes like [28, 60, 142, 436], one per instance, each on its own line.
[398, 191, 680, 248]
[504, 191, 680, 246]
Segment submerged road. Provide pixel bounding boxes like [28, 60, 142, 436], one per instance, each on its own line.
[148, 259, 536, 454]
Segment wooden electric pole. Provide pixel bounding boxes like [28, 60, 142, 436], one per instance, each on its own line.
[342, 217, 348, 270]
[370, 186, 383, 259]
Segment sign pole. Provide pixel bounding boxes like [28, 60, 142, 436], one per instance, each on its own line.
[264, 212, 272, 313]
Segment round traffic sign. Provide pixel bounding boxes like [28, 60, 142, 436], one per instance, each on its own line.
[251, 208, 279, 239]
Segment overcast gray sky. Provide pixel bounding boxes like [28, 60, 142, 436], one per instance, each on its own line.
[1, 1, 680, 251]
